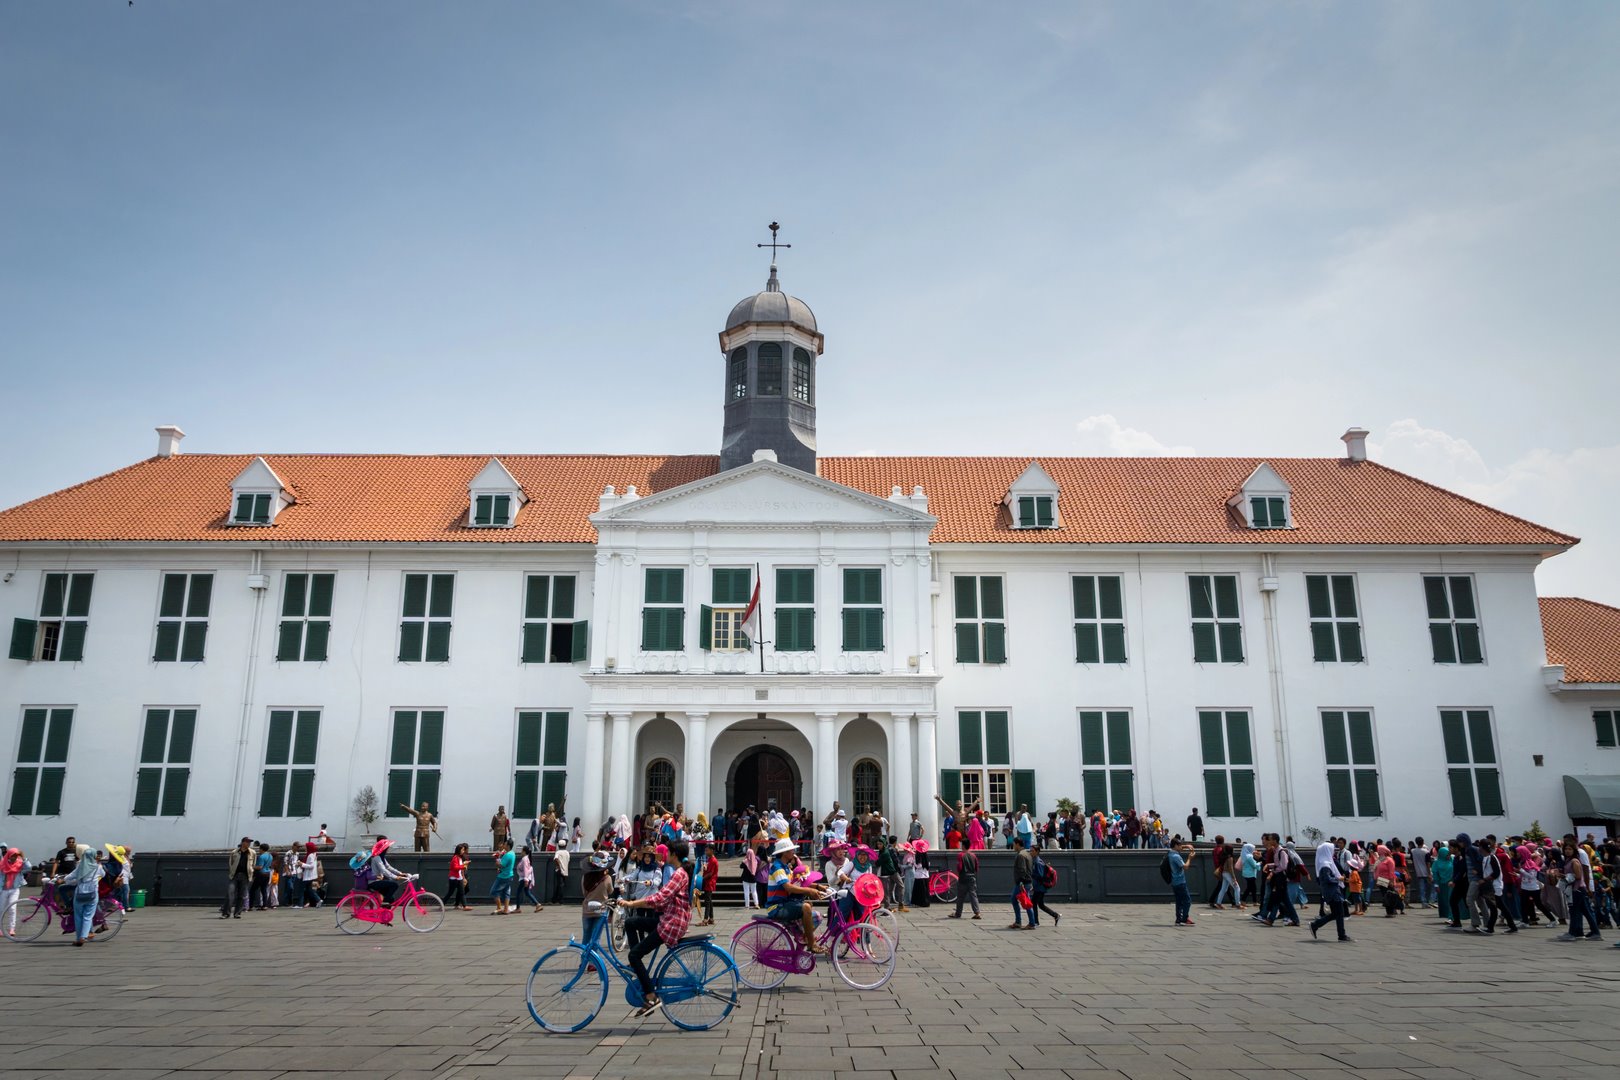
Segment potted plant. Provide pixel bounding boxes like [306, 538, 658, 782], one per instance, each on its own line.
[351, 785, 381, 846]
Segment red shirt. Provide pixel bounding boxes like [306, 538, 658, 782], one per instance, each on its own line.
[702, 854, 719, 893]
[449, 855, 467, 881]
[644, 866, 692, 946]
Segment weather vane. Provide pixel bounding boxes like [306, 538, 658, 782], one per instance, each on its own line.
[757, 221, 791, 261]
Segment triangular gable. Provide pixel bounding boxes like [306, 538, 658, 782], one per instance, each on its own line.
[469, 457, 526, 498]
[592, 457, 934, 528]
[1235, 462, 1290, 497]
[232, 456, 289, 495]
[1005, 459, 1059, 497]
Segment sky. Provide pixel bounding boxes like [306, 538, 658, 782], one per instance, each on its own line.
[2, 2, 1617, 601]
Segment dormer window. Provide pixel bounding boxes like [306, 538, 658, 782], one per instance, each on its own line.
[228, 457, 292, 527]
[1249, 496, 1289, 529]
[1004, 461, 1061, 530]
[467, 457, 526, 529]
[1231, 463, 1292, 531]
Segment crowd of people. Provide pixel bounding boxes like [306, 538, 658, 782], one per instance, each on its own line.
[0, 834, 135, 944]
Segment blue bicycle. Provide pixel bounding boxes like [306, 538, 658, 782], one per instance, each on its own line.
[525, 900, 740, 1033]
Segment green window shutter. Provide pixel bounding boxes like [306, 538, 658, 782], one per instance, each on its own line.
[266, 710, 294, 766]
[304, 621, 330, 662]
[1101, 623, 1127, 663]
[159, 574, 188, 618]
[1082, 770, 1108, 815]
[1331, 575, 1358, 617]
[1310, 622, 1337, 662]
[1017, 497, 1035, 528]
[1423, 576, 1451, 619]
[1448, 576, 1477, 619]
[1097, 576, 1123, 621]
[1447, 768, 1477, 816]
[235, 493, 253, 522]
[1079, 712, 1104, 766]
[307, 574, 334, 618]
[425, 622, 451, 662]
[1326, 769, 1354, 816]
[1199, 711, 1225, 765]
[543, 713, 569, 767]
[282, 573, 308, 617]
[844, 568, 881, 605]
[1596, 712, 1618, 748]
[390, 712, 417, 765]
[9, 618, 36, 660]
[980, 578, 1004, 620]
[398, 622, 424, 663]
[259, 770, 287, 817]
[1011, 769, 1036, 814]
[954, 576, 978, 619]
[1475, 768, 1504, 816]
[515, 713, 543, 767]
[153, 621, 180, 662]
[776, 608, 798, 651]
[179, 622, 208, 663]
[699, 605, 713, 650]
[777, 568, 813, 604]
[18, 709, 47, 762]
[1268, 498, 1285, 525]
[983, 622, 1007, 664]
[9, 768, 37, 816]
[540, 771, 567, 813]
[417, 711, 445, 766]
[984, 711, 1011, 764]
[1106, 711, 1132, 765]
[1112, 769, 1135, 811]
[1230, 770, 1258, 817]
[1250, 497, 1267, 527]
[713, 568, 750, 605]
[641, 609, 662, 651]
[286, 770, 315, 817]
[1072, 576, 1096, 619]
[1217, 622, 1244, 663]
[140, 710, 169, 763]
[1439, 711, 1469, 763]
[1336, 623, 1364, 663]
[416, 769, 442, 810]
[551, 576, 575, 619]
[1035, 497, 1054, 527]
[841, 609, 861, 651]
[292, 712, 320, 764]
[1456, 624, 1484, 664]
[570, 620, 588, 662]
[525, 576, 550, 620]
[402, 574, 428, 618]
[428, 575, 454, 618]
[34, 767, 65, 816]
[1188, 576, 1214, 619]
[133, 767, 162, 816]
[795, 609, 815, 652]
[512, 771, 539, 820]
[160, 768, 190, 815]
[1074, 623, 1100, 664]
[645, 568, 683, 604]
[44, 709, 72, 761]
[493, 494, 511, 525]
[958, 712, 983, 766]
[1429, 624, 1458, 664]
[1353, 769, 1382, 817]
[1191, 624, 1218, 664]
[858, 608, 884, 651]
[275, 621, 303, 662]
[40, 574, 66, 617]
[1202, 771, 1230, 818]
[1320, 712, 1349, 765]
[1305, 576, 1331, 618]
[59, 620, 87, 662]
[65, 574, 93, 617]
[1225, 712, 1253, 765]
[186, 575, 212, 617]
[1346, 711, 1376, 765]
[474, 495, 492, 525]
[940, 769, 961, 809]
[954, 623, 979, 664]
[1465, 711, 1496, 763]
[1213, 576, 1239, 618]
[385, 769, 413, 812]
[521, 623, 548, 663]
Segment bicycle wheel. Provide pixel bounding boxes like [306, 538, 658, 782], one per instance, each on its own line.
[401, 891, 445, 933]
[1, 897, 51, 943]
[93, 901, 125, 941]
[335, 892, 378, 935]
[525, 943, 607, 1033]
[932, 871, 958, 903]
[656, 941, 739, 1031]
[729, 919, 792, 990]
[832, 923, 895, 991]
[869, 905, 900, 945]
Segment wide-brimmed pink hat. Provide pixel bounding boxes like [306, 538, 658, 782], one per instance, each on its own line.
[911, 839, 929, 854]
[820, 841, 849, 859]
[371, 838, 392, 856]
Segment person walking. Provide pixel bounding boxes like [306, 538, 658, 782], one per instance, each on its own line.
[1168, 838, 1195, 927]
[698, 845, 719, 926]
[1479, 838, 1517, 933]
[490, 806, 512, 852]
[1558, 839, 1602, 941]
[551, 844, 570, 905]
[1186, 808, 1204, 843]
[1308, 841, 1351, 942]
[947, 845, 981, 920]
[1009, 837, 1038, 930]
[1447, 832, 1472, 928]
[299, 842, 322, 908]
[1410, 836, 1432, 906]
[221, 837, 253, 919]
[740, 843, 762, 909]
[250, 842, 273, 911]
[1, 844, 32, 938]
[514, 846, 541, 912]
[1030, 847, 1061, 926]
[446, 843, 470, 910]
[1239, 842, 1260, 905]
[1432, 842, 1454, 922]
[401, 801, 439, 852]
[56, 843, 103, 946]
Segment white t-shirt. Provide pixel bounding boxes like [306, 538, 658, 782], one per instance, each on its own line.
[830, 817, 849, 841]
[302, 853, 320, 881]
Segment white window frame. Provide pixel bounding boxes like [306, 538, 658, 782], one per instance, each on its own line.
[1594, 709, 1619, 750]
[398, 572, 454, 663]
[1319, 708, 1383, 818]
[1072, 574, 1127, 665]
[841, 566, 884, 653]
[1013, 494, 1056, 529]
[1248, 495, 1290, 529]
[953, 574, 1007, 665]
[470, 492, 514, 528]
[1440, 707, 1506, 817]
[258, 707, 321, 818]
[32, 572, 94, 663]
[1078, 708, 1136, 812]
[1198, 708, 1260, 818]
[1306, 573, 1365, 664]
[711, 608, 749, 651]
[8, 705, 73, 816]
[1188, 574, 1245, 664]
[154, 572, 212, 663]
[522, 573, 580, 664]
[231, 491, 276, 526]
[1425, 575, 1485, 665]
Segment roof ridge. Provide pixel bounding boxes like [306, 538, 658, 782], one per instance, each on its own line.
[1358, 461, 1579, 546]
[0, 455, 172, 521]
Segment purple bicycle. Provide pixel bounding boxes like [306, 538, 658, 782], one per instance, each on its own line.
[1, 882, 126, 943]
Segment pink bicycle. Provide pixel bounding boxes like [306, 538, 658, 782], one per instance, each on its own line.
[730, 875, 896, 990]
[927, 870, 959, 903]
[334, 875, 444, 934]
[2, 882, 125, 943]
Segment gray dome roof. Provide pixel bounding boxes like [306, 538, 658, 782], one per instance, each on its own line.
[725, 265, 817, 333]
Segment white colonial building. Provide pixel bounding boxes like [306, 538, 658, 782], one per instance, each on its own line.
[2, 261, 1618, 851]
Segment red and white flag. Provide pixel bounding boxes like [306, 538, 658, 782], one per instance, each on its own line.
[739, 577, 762, 643]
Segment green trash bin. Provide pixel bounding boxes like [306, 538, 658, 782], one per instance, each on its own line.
[132, 889, 147, 909]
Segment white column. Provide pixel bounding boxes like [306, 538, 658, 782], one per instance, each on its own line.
[684, 711, 709, 817]
[607, 712, 633, 818]
[916, 712, 939, 845]
[815, 711, 838, 817]
[891, 712, 915, 826]
[582, 711, 607, 832]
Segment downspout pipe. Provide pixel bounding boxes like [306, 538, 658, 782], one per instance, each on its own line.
[1260, 554, 1296, 837]
[227, 549, 268, 844]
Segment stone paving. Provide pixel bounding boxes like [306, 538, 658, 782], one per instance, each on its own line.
[1, 898, 1617, 1080]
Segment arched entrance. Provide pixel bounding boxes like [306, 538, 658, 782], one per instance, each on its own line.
[729, 746, 801, 812]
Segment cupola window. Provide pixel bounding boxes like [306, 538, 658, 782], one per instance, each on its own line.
[728, 348, 747, 400]
[791, 347, 813, 403]
[757, 343, 782, 396]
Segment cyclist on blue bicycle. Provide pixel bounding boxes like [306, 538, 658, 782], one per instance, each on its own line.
[619, 839, 692, 1016]
[764, 837, 828, 952]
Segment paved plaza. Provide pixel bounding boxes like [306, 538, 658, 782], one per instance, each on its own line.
[1, 900, 1617, 1080]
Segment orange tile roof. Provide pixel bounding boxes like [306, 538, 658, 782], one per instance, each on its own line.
[0, 453, 1577, 548]
[1539, 597, 1620, 684]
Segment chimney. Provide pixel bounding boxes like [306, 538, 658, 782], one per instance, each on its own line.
[155, 425, 186, 458]
[1340, 426, 1369, 462]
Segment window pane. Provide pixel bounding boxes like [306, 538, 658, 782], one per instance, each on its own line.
[1188, 576, 1213, 619]
[140, 709, 169, 763]
[398, 622, 424, 662]
[1337, 623, 1364, 663]
[275, 621, 304, 662]
[308, 574, 334, 618]
[1475, 768, 1504, 816]
[713, 568, 750, 605]
[777, 568, 813, 605]
[1191, 623, 1218, 663]
[1017, 497, 1035, 528]
[235, 493, 254, 522]
[1106, 712, 1131, 765]
[551, 576, 576, 619]
[1439, 711, 1469, 763]
[1305, 575, 1332, 619]
[428, 575, 455, 618]
[266, 710, 294, 766]
[1310, 622, 1338, 662]
[425, 622, 451, 662]
[1456, 623, 1484, 664]
[1250, 497, 1268, 527]
[282, 573, 308, 618]
[1423, 576, 1451, 619]
[1597, 712, 1619, 748]
[1198, 712, 1225, 765]
[1074, 623, 1100, 664]
[1217, 622, 1244, 663]
[1267, 498, 1285, 526]
[979, 577, 1005, 620]
[1326, 769, 1355, 817]
[179, 622, 207, 663]
[1346, 711, 1376, 765]
[984, 712, 1010, 765]
[958, 712, 982, 766]
[1448, 576, 1476, 619]
[955, 619, 979, 663]
[159, 574, 188, 618]
[1429, 624, 1458, 664]
[1225, 713, 1253, 765]
[473, 495, 492, 526]
[40, 574, 66, 618]
[132, 767, 162, 816]
[17, 710, 47, 762]
[286, 770, 315, 818]
[1466, 711, 1496, 763]
[844, 568, 880, 605]
[983, 622, 1007, 664]
[1101, 623, 1127, 664]
[291, 713, 320, 764]
[521, 623, 548, 663]
[1446, 768, 1477, 816]
[402, 574, 428, 618]
[1097, 576, 1123, 621]
[1203, 771, 1230, 818]
[1213, 576, 1240, 618]
[1353, 769, 1382, 817]
[59, 621, 87, 662]
[1330, 575, 1358, 618]
[390, 713, 417, 765]
[1079, 712, 1104, 766]
[549, 620, 575, 663]
[525, 576, 550, 620]
[417, 712, 444, 766]
[153, 621, 181, 662]
[303, 621, 330, 662]
[1112, 769, 1135, 811]
[543, 713, 569, 767]
[1230, 770, 1258, 817]
[515, 713, 542, 767]
[1082, 770, 1108, 815]
[186, 575, 212, 617]
[260, 770, 288, 817]
[160, 769, 190, 815]
[65, 574, 93, 618]
[493, 494, 510, 525]
[1320, 712, 1349, 765]
[1071, 576, 1096, 620]
[512, 771, 539, 819]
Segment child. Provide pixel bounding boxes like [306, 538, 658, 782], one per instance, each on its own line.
[1347, 864, 1364, 915]
[581, 849, 613, 941]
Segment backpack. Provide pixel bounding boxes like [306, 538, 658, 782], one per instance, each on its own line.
[1039, 860, 1058, 889]
[1158, 855, 1173, 884]
[349, 848, 374, 888]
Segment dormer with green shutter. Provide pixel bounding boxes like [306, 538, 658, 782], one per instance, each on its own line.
[1003, 460, 1060, 530]
[1230, 462, 1292, 530]
[229, 457, 293, 526]
[468, 457, 526, 528]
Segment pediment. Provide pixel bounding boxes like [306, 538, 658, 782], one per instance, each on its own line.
[1235, 462, 1290, 497]
[232, 456, 288, 493]
[1006, 459, 1059, 496]
[592, 460, 934, 528]
[469, 457, 524, 495]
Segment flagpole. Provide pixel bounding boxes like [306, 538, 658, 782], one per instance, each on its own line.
[756, 562, 764, 674]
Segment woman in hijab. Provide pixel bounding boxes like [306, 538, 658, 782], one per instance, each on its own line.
[1239, 842, 1260, 905]
[1539, 837, 1568, 924]
[1516, 844, 1558, 926]
[1308, 842, 1351, 941]
[1, 844, 31, 938]
[1372, 845, 1400, 916]
[1431, 842, 1455, 922]
[56, 843, 103, 945]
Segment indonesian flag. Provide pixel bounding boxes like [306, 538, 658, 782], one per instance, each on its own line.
[739, 577, 762, 644]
